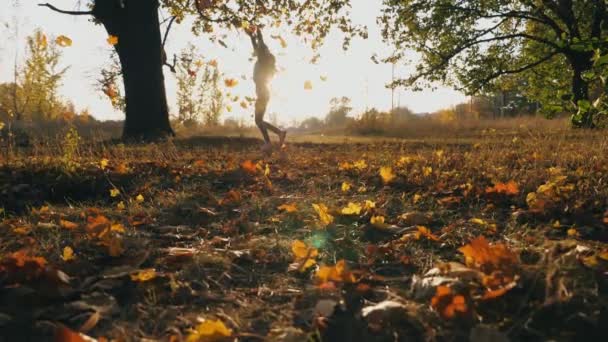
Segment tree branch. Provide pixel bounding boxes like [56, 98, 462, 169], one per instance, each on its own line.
[38, 3, 93, 16]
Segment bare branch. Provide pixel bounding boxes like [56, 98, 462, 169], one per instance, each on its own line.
[38, 3, 93, 16]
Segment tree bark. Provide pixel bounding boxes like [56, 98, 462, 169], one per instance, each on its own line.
[568, 52, 594, 128]
[93, 0, 174, 141]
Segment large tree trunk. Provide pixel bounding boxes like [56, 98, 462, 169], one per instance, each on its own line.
[93, 0, 174, 141]
[569, 52, 595, 128]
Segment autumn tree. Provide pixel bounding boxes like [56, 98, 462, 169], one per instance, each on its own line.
[175, 44, 223, 127]
[379, 0, 608, 127]
[38, 0, 364, 141]
[10, 29, 68, 121]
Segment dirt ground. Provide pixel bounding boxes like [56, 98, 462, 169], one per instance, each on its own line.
[1, 125, 607, 341]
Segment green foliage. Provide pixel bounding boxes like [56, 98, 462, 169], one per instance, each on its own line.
[61, 127, 81, 173]
[379, 0, 608, 127]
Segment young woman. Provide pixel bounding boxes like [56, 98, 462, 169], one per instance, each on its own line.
[248, 29, 286, 152]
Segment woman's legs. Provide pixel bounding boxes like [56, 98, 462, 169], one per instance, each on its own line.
[255, 87, 285, 145]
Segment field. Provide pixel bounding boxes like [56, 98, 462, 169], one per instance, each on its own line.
[1, 119, 607, 341]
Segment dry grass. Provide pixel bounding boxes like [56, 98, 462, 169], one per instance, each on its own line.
[0, 117, 607, 341]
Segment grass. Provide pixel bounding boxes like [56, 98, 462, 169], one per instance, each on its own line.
[0, 117, 607, 341]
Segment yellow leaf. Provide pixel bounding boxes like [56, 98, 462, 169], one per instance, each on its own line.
[130, 268, 157, 282]
[422, 166, 433, 177]
[110, 223, 125, 233]
[353, 160, 367, 170]
[116, 201, 126, 210]
[240, 100, 248, 109]
[135, 194, 144, 203]
[55, 35, 72, 47]
[341, 182, 351, 192]
[320, 75, 328, 81]
[186, 319, 232, 342]
[312, 203, 334, 226]
[364, 200, 376, 210]
[61, 246, 75, 261]
[107, 35, 119, 46]
[341, 202, 362, 216]
[304, 80, 313, 90]
[413, 194, 422, 204]
[469, 218, 487, 225]
[316, 260, 356, 284]
[225, 105, 232, 112]
[371, 215, 388, 229]
[278, 203, 298, 213]
[567, 228, 579, 237]
[380, 166, 396, 184]
[291, 240, 318, 260]
[110, 188, 120, 197]
[99, 158, 109, 170]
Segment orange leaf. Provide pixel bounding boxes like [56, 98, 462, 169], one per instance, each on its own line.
[316, 260, 356, 284]
[241, 160, 257, 174]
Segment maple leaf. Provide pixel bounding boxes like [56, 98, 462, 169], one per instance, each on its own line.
[341, 202, 362, 216]
[130, 268, 157, 282]
[422, 166, 433, 177]
[186, 319, 232, 342]
[316, 260, 356, 284]
[107, 35, 118, 46]
[364, 200, 376, 210]
[116, 201, 126, 210]
[110, 188, 120, 197]
[312, 203, 334, 226]
[380, 166, 396, 184]
[431, 285, 468, 319]
[278, 203, 298, 213]
[290, 240, 318, 272]
[55, 35, 72, 47]
[458, 236, 518, 270]
[135, 194, 145, 203]
[353, 160, 368, 170]
[341, 182, 351, 192]
[415, 226, 440, 241]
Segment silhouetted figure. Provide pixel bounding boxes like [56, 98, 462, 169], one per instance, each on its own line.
[248, 29, 286, 152]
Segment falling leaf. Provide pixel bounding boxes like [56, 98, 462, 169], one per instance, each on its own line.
[278, 203, 298, 213]
[55, 35, 72, 47]
[304, 80, 313, 90]
[186, 319, 232, 342]
[225, 105, 232, 112]
[61, 246, 75, 261]
[107, 35, 119, 46]
[312, 203, 334, 226]
[135, 194, 144, 203]
[208, 59, 218, 67]
[341, 202, 362, 216]
[130, 268, 157, 282]
[224, 78, 238, 88]
[320, 75, 328, 81]
[110, 188, 120, 198]
[379, 166, 396, 184]
[341, 182, 351, 192]
[240, 101, 248, 109]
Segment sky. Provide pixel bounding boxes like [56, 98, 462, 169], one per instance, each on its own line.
[0, 0, 466, 125]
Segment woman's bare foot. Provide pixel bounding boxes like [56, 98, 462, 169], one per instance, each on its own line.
[278, 130, 287, 148]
